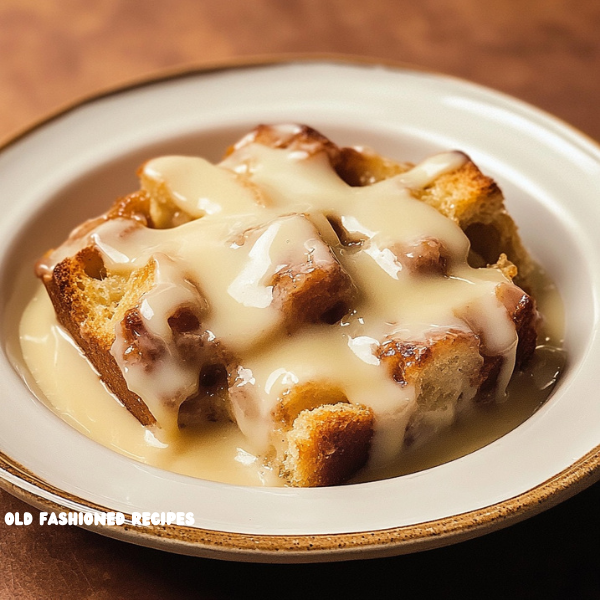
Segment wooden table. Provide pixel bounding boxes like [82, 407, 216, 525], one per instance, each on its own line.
[1, 1, 599, 597]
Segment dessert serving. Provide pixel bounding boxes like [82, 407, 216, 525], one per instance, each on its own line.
[29, 124, 559, 487]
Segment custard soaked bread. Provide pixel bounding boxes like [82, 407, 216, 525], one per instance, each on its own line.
[36, 124, 539, 487]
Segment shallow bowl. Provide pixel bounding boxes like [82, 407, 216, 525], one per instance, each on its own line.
[1, 58, 599, 562]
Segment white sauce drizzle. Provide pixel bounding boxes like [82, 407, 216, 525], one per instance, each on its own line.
[34, 139, 526, 471]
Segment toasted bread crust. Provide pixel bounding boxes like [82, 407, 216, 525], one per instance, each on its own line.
[46, 249, 157, 426]
[496, 283, 538, 368]
[284, 403, 374, 487]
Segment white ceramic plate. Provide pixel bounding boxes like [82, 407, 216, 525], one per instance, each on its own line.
[1, 58, 600, 562]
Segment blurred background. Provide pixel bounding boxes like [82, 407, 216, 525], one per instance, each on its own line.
[1, 0, 599, 142]
[1, 1, 599, 598]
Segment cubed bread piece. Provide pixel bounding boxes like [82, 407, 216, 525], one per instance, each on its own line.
[270, 250, 356, 328]
[413, 163, 534, 289]
[283, 403, 374, 487]
[269, 383, 367, 487]
[45, 246, 158, 425]
[378, 329, 485, 446]
[389, 238, 450, 276]
[234, 214, 356, 330]
[378, 329, 484, 410]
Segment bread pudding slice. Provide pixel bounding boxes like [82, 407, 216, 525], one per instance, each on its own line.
[36, 124, 539, 486]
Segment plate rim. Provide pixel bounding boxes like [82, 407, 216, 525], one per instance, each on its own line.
[2, 54, 600, 563]
[2, 443, 599, 562]
[3, 52, 599, 156]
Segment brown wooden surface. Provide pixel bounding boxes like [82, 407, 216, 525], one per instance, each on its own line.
[1, 1, 600, 598]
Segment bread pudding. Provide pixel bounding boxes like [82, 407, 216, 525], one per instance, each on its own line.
[33, 124, 545, 487]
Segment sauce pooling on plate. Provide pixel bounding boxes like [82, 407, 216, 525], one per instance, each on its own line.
[20, 271, 564, 485]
